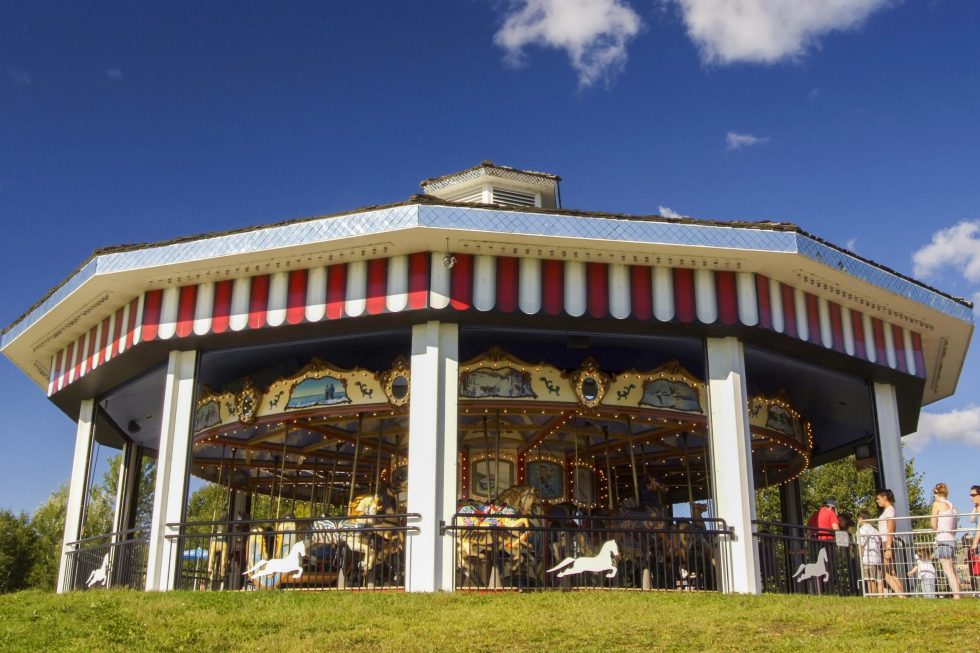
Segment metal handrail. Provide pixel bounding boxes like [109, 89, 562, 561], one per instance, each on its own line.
[65, 527, 146, 549]
[444, 513, 730, 536]
[164, 513, 422, 540]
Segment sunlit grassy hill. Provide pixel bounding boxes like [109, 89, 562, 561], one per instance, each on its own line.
[1, 590, 975, 652]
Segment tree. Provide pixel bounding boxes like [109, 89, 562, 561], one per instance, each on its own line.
[97, 454, 157, 531]
[27, 485, 67, 590]
[755, 455, 928, 524]
[26, 452, 156, 591]
[0, 510, 36, 593]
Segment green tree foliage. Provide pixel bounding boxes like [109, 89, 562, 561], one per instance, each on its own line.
[27, 485, 67, 590]
[97, 454, 156, 530]
[755, 455, 928, 525]
[183, 483, 317, 530]
[25, 452, 157, 591]
[0, 510, 36, 593]
[185, 483, 230, 526]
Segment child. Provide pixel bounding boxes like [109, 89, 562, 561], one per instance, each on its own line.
[857, 509, 883, 596]
[908, 544, 937, 598]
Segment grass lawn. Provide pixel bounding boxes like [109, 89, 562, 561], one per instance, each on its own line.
[1, 590, 976, 652]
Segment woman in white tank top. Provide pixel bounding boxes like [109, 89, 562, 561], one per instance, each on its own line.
[930, 482, 961, 598]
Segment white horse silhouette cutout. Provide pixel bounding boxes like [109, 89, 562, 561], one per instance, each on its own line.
[547, 540, 620, 578]
[85, 553, 110, 588]
[793, 548, 829, 582]
[243, 541, 306, 581]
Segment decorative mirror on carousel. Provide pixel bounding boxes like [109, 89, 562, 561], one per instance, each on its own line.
[567, 357, 610, 409]
[235, 378, 261, 425]
[380, 356, 411, 406]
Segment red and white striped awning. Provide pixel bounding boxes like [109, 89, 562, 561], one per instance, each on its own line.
[48, 252, 926, 395]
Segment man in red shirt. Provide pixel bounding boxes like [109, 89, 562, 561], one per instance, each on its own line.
[807, 498, 841, 541]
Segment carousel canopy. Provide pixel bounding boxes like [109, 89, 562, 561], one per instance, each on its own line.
[1, 163, 972, 429]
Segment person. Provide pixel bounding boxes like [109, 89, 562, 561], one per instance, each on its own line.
[971, 485, 980, 552]
[970, 485, 980, 591]
[857, 509, 883, 597]
[875, 489, 905, 596]
[807, 498, 840, 541]
[908, 544, 937, 598]
[929, 482, 961, 598]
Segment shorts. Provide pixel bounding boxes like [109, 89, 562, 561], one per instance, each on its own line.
[935, 542, 955, 559]
[862, 564, 884, 581]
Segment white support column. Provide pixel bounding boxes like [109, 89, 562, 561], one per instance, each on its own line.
[57, 399, 96, 594]
[873, 382, 910, 519]
[405, 321, 458, 592]
[145, 350, 198, 591]
[705, 337, 761, 594]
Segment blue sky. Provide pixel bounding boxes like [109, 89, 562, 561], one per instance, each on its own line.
[2, 1, 979, 516]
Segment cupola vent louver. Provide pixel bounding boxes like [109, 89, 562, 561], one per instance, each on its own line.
[420, 161, 561, 209]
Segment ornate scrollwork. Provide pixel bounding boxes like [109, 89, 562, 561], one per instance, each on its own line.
[235, 377, 261, 425]
[378, 356, 411, 406]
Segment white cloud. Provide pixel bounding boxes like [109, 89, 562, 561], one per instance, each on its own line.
[670, 0, 893, 64]
[904, 406, 980, 454]
[658, 206, 683, 218]
[912, 220, 980, 282]
[8, 69, 32, 84]
[844, 238, 857, 251]
[494, 0, 643, 88]
[726, 131, 769, 150]
[106, 68, 122, 80]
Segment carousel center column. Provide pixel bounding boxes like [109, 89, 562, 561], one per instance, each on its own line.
[145, 350, 198, 591]
[705, 336, 762, 594]
[405, 321, 458, 592]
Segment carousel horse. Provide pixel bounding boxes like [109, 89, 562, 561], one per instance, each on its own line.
[309, 492, 398, 574]
[792, 548, 829, 583]
[243, 541, 306, 581]
[615, 475, 690, 585]
[207, 539, 227, 587]
[543, 503, 592, 566]
[245, 526, 277, 589]
[85, 553, 110, 588]
[547, 539, 620, 578]
[455, 485, 541, 584]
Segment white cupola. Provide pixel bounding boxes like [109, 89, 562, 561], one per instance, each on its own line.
[420, 161, 561, 209]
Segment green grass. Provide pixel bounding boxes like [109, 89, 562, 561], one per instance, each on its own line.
[1, 590, 976, 652]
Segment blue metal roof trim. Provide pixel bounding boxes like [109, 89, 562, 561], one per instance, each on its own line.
[2, 206, 421, 347]
[419, 205, 800, 253]
[795, 236, 973, 324]
[2, 258, 100, 349]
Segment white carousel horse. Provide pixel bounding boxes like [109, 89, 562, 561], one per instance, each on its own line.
[243, 540, 306, 581]
[547, 539, 620, 578]
[793, 547, 829, 582]
[85, 553, 110, 588]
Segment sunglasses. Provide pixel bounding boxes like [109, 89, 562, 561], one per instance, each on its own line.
[971, 493, 979, 497]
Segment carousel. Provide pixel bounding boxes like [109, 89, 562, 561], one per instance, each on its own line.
[179, 344, 812, 591]
[1, 161, 971, 594]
